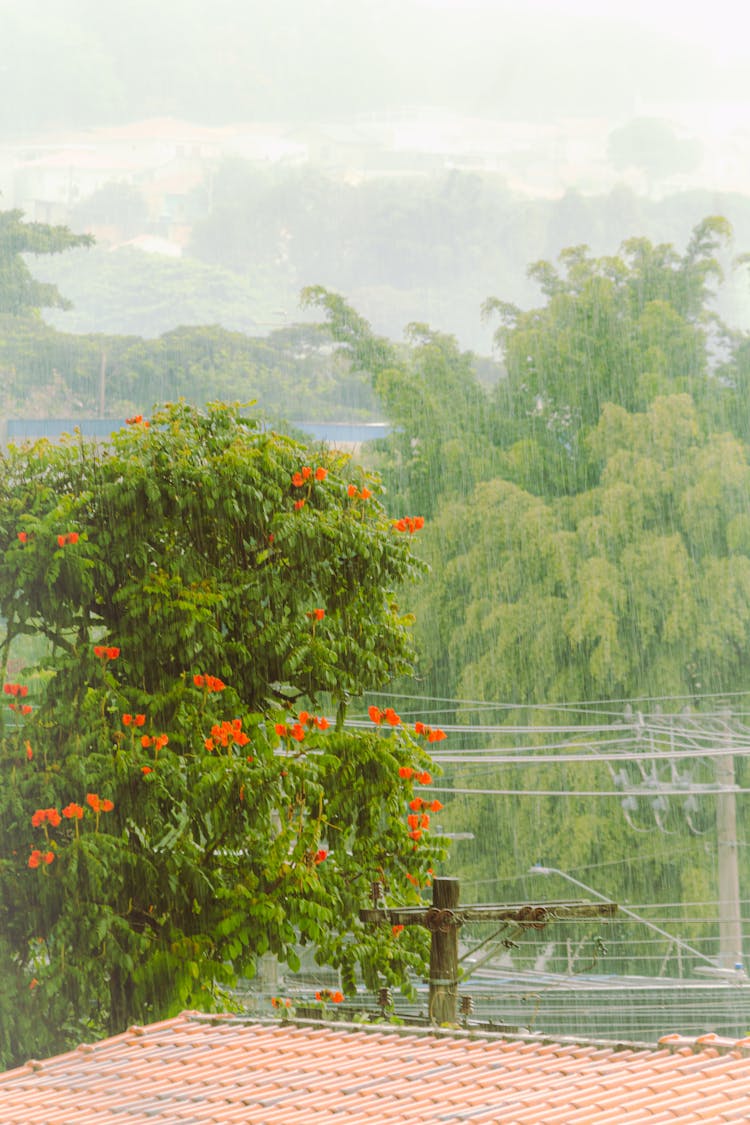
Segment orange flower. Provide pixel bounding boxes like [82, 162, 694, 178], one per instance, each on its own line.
[429, 800, 444, 812]
[294, 499, 305, 510]
[428, 728, 447, 743]
[417, 771, 432, 785]
[46, 808, 61, 828]
[398, 766, 414, 780]
[141, 765, 153, 775]
[291, 472, 305, 487]
[290, 723, 305, 742]
[204, 738, 215, 751]
[67, 532, 79, 545]
[414, 721, 425, 735]
[360, 487, 372, 500]
[392, 925, 404, 936]
[310, 608, 324, 621]
[43, 851, 55, 865]
[298, 710, 310, 724]
[135, 714, 146, 726]
[420, 813, 430, 829]
[106, 647, 120, 659]
[408, 829, 422, 841]
[301, 466, 312, 480]
[93, 645, 106, 658]
[332, 991, 343, 1003]
[17, 531, 27, 544]
[28, 850, 41, 869]
[193, 673, 205, 687]
[315, 466, 327, 481]
[62, 803, 83, 820]
[368, 705, 382, 724]
[315, 716, 329, 730]
[21, 704, 32, 715]
[314, 849, 327, 864]
[347, 484, 358, 498]
[383, 708, 401, 726]
[141, 735, 152, 749]
[122, 713, 133, 726]
[407, 814, 420, 830]
[274, 723, 287, 737]
[86, 793, 101, 812]
[56, 534, 66, 548]
[409, 797, 424, 811]
[154, 734, 168, 751]
[25, 741, 33, 761]
[100, 799, 114, 813]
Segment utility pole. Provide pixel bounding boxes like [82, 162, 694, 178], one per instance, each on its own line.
[717, 711, 743, 970]
[360, 876, 617, 1025]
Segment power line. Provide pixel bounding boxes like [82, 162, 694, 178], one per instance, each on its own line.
[427, 785, 750, 797]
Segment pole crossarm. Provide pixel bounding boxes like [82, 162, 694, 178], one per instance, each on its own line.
[359, 897, 617, 930]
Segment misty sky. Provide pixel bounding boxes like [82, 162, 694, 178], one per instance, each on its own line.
[2, 0, 749, 137]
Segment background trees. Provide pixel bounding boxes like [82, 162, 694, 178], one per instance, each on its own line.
[0, 403, 443, 1068]
[0, 209, 93, 317]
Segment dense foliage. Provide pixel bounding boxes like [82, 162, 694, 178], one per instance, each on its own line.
[309, 217, 750, 976]
[0, 402, 445, 1068]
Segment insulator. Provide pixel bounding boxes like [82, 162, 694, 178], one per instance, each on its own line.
[459, 994, 474, 1017]
[377, 987, 393, 1010]
[371, 881, 384, 907]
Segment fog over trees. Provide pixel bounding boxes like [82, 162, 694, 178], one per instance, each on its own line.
[3, 0, 750, 1057]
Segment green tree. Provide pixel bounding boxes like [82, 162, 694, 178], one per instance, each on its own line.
[302, 287, 496, 517]
[0, 209, 93, 317]
[483, 217, 731, 496]
[0, 402, 445, 1068]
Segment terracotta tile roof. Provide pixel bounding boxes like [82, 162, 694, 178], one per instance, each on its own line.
[2, 1014, 750, 1124]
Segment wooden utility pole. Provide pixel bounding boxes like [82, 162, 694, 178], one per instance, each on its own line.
[360, 876, 617, 1025]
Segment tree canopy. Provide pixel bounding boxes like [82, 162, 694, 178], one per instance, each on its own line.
[0, 402, 444, 1068]
[0, 209, 93, 317]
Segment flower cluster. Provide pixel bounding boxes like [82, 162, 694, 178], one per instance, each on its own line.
[4, 682, 32, 715]
[270, 996, 293, 1009]
[409, 797, 443, 813]
[86, 794, 114, 814]
[398, 766, 433, 785]
[62, 803, 84, 820]
[315, 989, 343, 1003]
[93, 645, 120, 660]
[204, 718, 249, 751]
[298, 710, 329, 731]
[140, 733, 169, 752]
[306, 608, 325, 621]
[193, 673, 225, 692]
[347, 484, 372, 500]
[292, 465, 327, 487]
[392, 516, 424, 534]
[125, 415, 149, 426]
[28, 849, 54, 868]
[31, 807, 61, 829]
[406, 811, 430, 839]
[56, 532, 79, 547]
[275, 720, 306, 742]
[122, 713, 146, 727]
[368, 705, 401, 726]
[414, 721, 447, 743]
